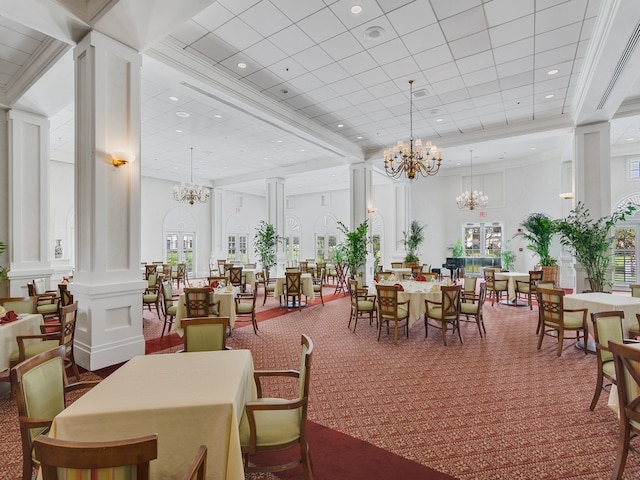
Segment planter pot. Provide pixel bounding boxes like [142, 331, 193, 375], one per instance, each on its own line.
[541, 265, 559, 287]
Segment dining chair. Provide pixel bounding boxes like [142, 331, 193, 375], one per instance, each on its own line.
[162, 263, 173, 279]
[27, 279, 59, 320]
[589, 311, 624, 410]
[235, 281, 258, 334]
[536, 287, 588, 357]
[461, 276, 478, 301]
[142, 273, 162, 316]
[376, 271, 393, 281]
[261, 268, 277, 306]
[299, 260, 309, 273]
[316, 261, 326, 284]
[483, 268, 508, 306]
[608, 340, 640, 480]
[312, 267, 326, 306]
[228, 266, 244, 292]
[184, 287, 220, 318]
[459, 282, 487, 338]
[425, 284, 463, 346]
[11, 346, 100, 480]
[630, 312, 640, 339]
[57, 283, 74, 310]
[349, 278, 376, 332]
[285, 271, 303, 311]
[516, 270, 544, 310]
[161, 280, 179, 337]
[182, 317, 231, 352]
[144, 264, 157, 279]
[410, 265, 423, 277]
[173, 263, 188, 289]
[0, 296, 37, 314]
[11, 301, 82, 382]
[240, 334, 314, 480]
[375, 284, 410, 344]
[390, 262, 403, 268]
[534, 280, 556, 334]
[333, 262, 348, 294]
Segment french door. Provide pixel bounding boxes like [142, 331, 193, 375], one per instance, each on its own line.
[165, 232, 194, 276]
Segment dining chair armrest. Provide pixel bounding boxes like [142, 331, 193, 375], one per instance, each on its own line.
[253, 369, 300, 398]
[65, 380, 101, 392]
[16, 332, 61, 359]
[40, 323, 62, 334]
[243, 397, 307, 454]
[18, 416, 54, 429]
[564, 308, 588, 315]
[397, 300, 410, 307]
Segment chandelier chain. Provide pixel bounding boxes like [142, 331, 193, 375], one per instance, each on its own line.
[173, 147, 211, 205]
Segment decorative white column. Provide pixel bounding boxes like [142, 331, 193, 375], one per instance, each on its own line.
[266, 177, 286, 273]
[572, 121, 612, 293]
[6, 110, 53, 295]
[350, 163, 374, 285]
[212, 188, 224, 262]
[72, 31, 146, 370]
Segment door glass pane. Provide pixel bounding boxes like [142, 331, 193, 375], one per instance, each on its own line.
[227, 236, 236, 261]
[316, 236, 325, 260]
[327, 235, 337, 260]
[485, 225, 502, 258]
[464, 227, 480, 256]
[182, 234, 194, 274]
[166, 234, 178, 265]
[614, 227, 636, 284]
[239, 235, 247, 263]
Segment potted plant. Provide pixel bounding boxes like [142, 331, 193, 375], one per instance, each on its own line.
[452, 238, 464, 258]
[501, 242, 516, 271]
[403, 220, 426, 263]
[514, 212, 558, 283]
[337, 220, 368, 279]
[254, 221, 279, 275]
[0, 241, 8, 296]
[554, 202, 636, 292]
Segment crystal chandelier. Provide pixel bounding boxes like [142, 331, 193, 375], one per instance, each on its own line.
[173, 147, 210, 205]
[383, 80, 443, 180]
[456, 150, 488, 211]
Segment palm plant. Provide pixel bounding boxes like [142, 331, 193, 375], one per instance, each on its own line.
[0, 241, 8, 282]
[403, 220, 425, 263]
[337, 220, 369, 278]
[514, 213, 557, 266]
[254, 221, 279, 272]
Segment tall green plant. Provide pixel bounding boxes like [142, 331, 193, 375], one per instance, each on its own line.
[254, 221, 279, 271]
[337, 220, 368, 277]
[514, 213, 557, 266]
[554, 202, 636, 292]
[452, 238, 464, 258]
[0, 241, 8, 282]
[403, 220, 425, 263]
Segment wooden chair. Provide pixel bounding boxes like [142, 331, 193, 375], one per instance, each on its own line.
[536, 287, 588, 357]
[240, 334, 314, 480]
[11, 346, 100, 480]
[589, 311, 624, 410]
[516, 270, 544, 310]
[349, 278, 376, 332]
[376, 271, 393, 281]
[235, 281, 259, 334]
[0, 296, 37, 314]
[27, 280, 59, 320]
[161, 280, 179, 337]
[144, 264, 157, 279]
[425, 285, 463, 346]
[316, 262, 326, 284]
[630, 312, 640, 338]
[217, 259, 228, 276]
[57, 283, 74, 310]
[461, 276, 477, 301]
[261, 269, 277, 306]
[608, 340, 640, 480]
[142, 273, 162, 315]
[534, 280, 556, 334]
[375, 284, 410, 344]
[162, 263, 173, 279]
[184, 287, 220, 318]
[172, 263, 188, 289]
[410, 265, 423, 277]
[299, 260, 309, 273]
[11, 301, 82, 382]
[484, 268, 508, 306]
[312, 267, 325, 306]
[182, 317, 231, 352]
[459, 283, 487, 338]
[390, 261, 403, 268]
[228, 266, 244, 292]
[285, 271, 303, 311]
[333, 262, 347, 295]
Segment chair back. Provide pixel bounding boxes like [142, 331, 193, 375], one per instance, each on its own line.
[162, 280, 174, 309]
[207, 276, 225, 287]
[441, 285, 462, 318]
[530, 270, 543, 284]
[285, 271, 302, 295]
[228, 266, 243, 288]
[411, 265, 422, 277]
[177, 263, 186, 278]
[33, 278, 49, 295]
[483, 268, 496, 288]
[217, 259, 227, 275]
[376, 284, 401, 319]
[609, 340, 640, 434]
[144, 264, 156, 279]
[463, 277, 477, 296]
[537, 287, 564, 324]
[0, 296, 37, 314]
[244, 263, 256, 269]
[299, 261, 308, 273]
[591, 311, 624, 364]
[630, 284, 640, 298]
[423, 272, 438, 282]
[390, 262, 403, 268]
[34, 434, 158, 480]
[163, 264, 172, 278]
[316, 262, 325, 278]
[59, 302, 79, 352]
[58, 284, 74, 307]
[182, 317, 230, 352]
[147, 273, 158, 289]
[377, 271, 393, 281]
[184, 288, 212, 317]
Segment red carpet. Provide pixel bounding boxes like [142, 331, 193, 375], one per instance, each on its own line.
[251, 421, 458, 480]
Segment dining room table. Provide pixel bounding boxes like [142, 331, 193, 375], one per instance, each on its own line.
[563, 292, 640, 336]
[1, 313, 44, 372]
[47, 350, 256, 480]
[494, 271, 530, 305]
[175, 288, 238, 335]
[369, 279, 442, 327]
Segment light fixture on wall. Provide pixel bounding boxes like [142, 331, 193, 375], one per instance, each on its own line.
[111, 151, 135, 167]
[383, 80, 443, 180]
[456, 150, 488, 211]
[559, 192, 575, 199]
[173, 147, 210, 205]
[367, 207, 377, 214]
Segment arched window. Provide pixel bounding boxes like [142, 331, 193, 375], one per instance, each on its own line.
[163, 209, 197, 276]
[314, 215, 339, 261]
[285, 216, 301, 264]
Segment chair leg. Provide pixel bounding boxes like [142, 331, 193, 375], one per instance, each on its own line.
[537, 326, 545, 350]
[557, 330, 564, 357]
[69, 353, 81, 382]
[589, 369, 604, 411]
[456, 320, 463, 344]
[611, 425, 631, 480]
[441, 320, 448, 346]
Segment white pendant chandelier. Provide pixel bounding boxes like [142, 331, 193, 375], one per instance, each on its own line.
[383, 80, 443, 180]
[456, 150, 488, 211]
[173, 147, 210, 205]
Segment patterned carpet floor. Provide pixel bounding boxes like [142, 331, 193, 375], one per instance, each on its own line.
[2, 284, 640, 479]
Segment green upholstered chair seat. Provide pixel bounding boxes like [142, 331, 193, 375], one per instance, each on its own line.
[357, 300, 375, 311]
[518, 284, 531, 293]
[36, 304, 59, 315]
[239, 398, 301, 447]
[380, 305, 408, 320]
[630, 324, 640, 335]
[22, 356, 65, 442]
[9, 340, 59, 362]
[143, 293, 158, 302]
[265, 284, 276, 292]
[427, 305, 458, 321]
[5, 300, 35, 314]
[165, 305, 177, 316]
[313, 284, 321, 292]
[460, 303, 479, 315]
[237, 303, 253, 314]
[603, 360, 616, 378]
[495, 280, 508, 289]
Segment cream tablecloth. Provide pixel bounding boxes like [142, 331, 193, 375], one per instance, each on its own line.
[369, 281, 441, 327]
[0, 314, 43, 371]
[564, 293, 640, 335]
[274, 273, 315, 302]
[48, 350, 256, 480]
[494, 272, 530, 303]
[176, 290, 237, 334]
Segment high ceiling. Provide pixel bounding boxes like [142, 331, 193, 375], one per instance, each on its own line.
[2, 0, 640, 196]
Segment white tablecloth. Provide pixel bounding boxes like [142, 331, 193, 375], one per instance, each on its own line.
[0, 314, 43, 371]
[274, 273, 315, 302]
[48, 351, 256, 480]
[495, 272, 530, 303]
[564, 293, 640, 335]
[176, 290, 237, 334]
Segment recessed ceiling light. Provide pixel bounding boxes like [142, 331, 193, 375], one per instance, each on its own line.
[337, 124, 344, 128]
[300, 149, 305, 152]
[547, 69, 559, 75]
[436, 118, 443, 122]
[351, 5, 363, 14]
[627, 137, 635, 141]
[357, 136, 363, 139]
[456, 162, 461, 166]
[176, 111, 190, 118]
[169, 96, 178, 101]
[531, 147, 537, 150]
[175, 129, 183, 133]
[237, 62, 247, 69]
[545, 94, 555, 99]
[214, 114, 222, 119]
[364, 26, 385, 41]
[276, 140, 283, 143]
[263, 157, 269, 160]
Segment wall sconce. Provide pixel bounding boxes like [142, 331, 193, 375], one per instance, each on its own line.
[111, 152, 135, 167]
[367, 207, 377, 214]
[559, 192, 574, 200]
